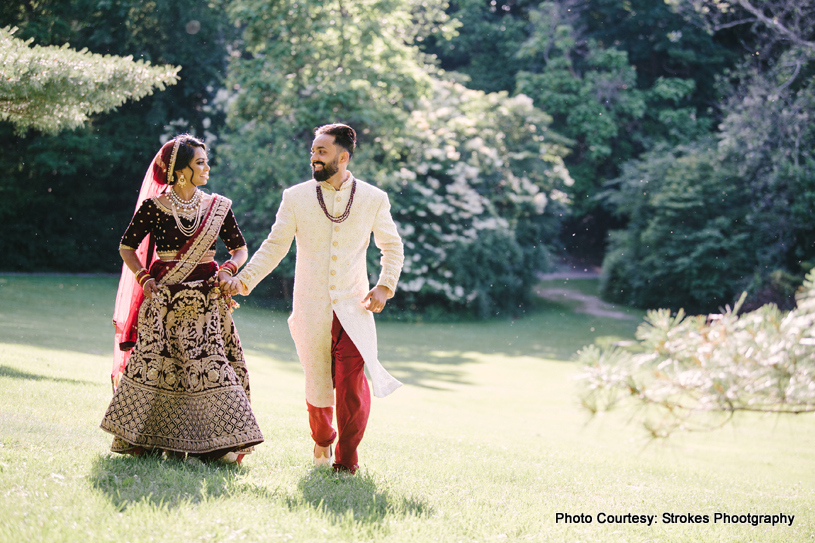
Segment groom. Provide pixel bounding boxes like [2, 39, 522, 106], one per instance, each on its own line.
[224, 123, 405, 473]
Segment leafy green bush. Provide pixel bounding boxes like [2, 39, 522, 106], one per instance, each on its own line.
[376, 81, 571, 318]
[601, 1, 815, 312]
[600, 142, 754, 313]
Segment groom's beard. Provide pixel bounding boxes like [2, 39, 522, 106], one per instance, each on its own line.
[312, 157, 339, 182]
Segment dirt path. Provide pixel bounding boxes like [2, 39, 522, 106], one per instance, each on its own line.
[535, 286, 636, 320]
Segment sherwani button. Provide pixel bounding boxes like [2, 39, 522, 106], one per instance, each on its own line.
[330, 285, 336, 290]
[334, 226, 340, 232]
[332, 255, 337, 261]
[330, 270, 336, 276]
[336, 197, 341, 202]
[332, 241, 338, 247]
[332, 299, 337, 304]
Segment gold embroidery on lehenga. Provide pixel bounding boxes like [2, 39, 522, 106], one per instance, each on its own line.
[101, 279, 262, 454]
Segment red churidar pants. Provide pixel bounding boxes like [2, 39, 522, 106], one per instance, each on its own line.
[307, 312, 371, 472]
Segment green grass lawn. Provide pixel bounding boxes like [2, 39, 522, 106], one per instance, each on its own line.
[0, 274, 813, 542]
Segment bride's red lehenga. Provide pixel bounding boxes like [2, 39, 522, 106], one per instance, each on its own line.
[100, 140, 263, 461]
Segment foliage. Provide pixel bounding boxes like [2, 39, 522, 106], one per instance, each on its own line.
[0, 26, 179, 134]
[599, 141, 754, 313]
[580, 267, 815, 437]
[0, 0, 235, 272]
[418, 0, 529, 94]
[374, 80, 572, 318]
[602, 0, 815, 311]
[219, 0, 570, 317]
[216, 0, 454, 282]
[422, 0, 741, 262]
[514, 1, 717, 216]
[667, 0, 815, 55]
[715, 48, 815, 277]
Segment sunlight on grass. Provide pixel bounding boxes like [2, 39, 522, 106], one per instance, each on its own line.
[0, 275, 813, 542]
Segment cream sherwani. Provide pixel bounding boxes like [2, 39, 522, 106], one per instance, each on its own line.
[236, 173, 404, 408]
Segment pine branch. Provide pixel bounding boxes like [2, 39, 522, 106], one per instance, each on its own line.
[0, 26, 180, 134]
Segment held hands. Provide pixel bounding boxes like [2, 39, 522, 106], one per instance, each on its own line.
[362, 285, 390, 313]
[219, 271, 242, 296]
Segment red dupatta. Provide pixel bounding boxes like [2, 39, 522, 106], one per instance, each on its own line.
[111, 144, 170, 391]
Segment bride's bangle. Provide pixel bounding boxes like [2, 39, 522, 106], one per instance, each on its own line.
[219, 260, 239, 276]
[135, 268, 149, 284]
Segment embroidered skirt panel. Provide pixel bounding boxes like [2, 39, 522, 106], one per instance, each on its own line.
[101, 275, 264, 454]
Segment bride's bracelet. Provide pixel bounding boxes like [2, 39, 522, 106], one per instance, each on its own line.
[135, 268, 153, 286]
[219, 260, 239, 277]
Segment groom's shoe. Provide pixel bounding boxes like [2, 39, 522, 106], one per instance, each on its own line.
[314, 443, 333, 467]
[332, 463, 357, 475]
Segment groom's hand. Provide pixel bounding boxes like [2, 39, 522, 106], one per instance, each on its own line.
[362, 285, 390, 313]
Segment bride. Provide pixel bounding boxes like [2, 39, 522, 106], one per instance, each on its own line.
[100, 134, 263, 463]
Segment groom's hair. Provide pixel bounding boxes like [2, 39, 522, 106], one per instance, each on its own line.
[314, 123, 356, 159]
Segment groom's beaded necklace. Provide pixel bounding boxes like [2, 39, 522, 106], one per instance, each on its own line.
[316, 179, 356, 224]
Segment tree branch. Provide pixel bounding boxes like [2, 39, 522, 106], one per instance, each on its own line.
[736, 0, 815, 50]
[712, 17, 758, 31]
[775, 59, 802, 92]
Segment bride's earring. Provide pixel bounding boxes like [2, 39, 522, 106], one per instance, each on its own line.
[177, 174, 187, 188]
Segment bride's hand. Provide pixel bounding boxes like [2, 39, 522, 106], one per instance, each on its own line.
[142, 278, 159, 299]
[220, 276, 241, 296]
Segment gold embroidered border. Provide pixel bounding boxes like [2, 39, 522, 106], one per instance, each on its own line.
[102, 376, 263, 453]
[159, 196, 232, 286]
[157, 249, 216, 261]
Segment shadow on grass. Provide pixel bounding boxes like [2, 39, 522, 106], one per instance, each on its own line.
[88, 454, 243, 511]
[0, 364, 95, 385]
[233, 297, 642, 392]
[286, 468, 432, 526]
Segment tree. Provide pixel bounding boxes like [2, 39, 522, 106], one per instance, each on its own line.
[215, 0, 454, 300]
[667, 0, 815, 55]
[0, 26, 179, 134]
[579, 267, 815, 438]
[419, 0, 529, 94]
[599, 141, 753, 313]
[0, 0, 235, 272]
[601, 0, 815, 311]
[374, 80, 572, 318]
[422, 0, 741, 263]
[218, 0, 571, 317]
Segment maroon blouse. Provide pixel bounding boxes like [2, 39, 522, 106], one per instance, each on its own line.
[119, 197, 246, 253]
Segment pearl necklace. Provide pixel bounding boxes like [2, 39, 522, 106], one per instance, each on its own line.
[168, 187, 201, 212]
[168, 188, 202, 237]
